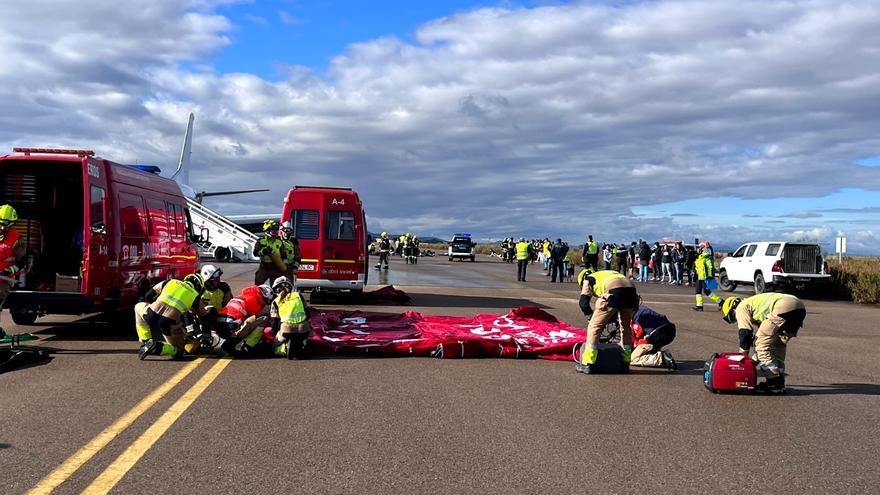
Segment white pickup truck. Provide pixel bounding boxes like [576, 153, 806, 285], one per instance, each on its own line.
[718, 242, 830, 294]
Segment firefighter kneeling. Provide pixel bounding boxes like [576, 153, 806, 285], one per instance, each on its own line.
[575, 269, 638, 373]
[138, 274, 205, 360]
[721, 293, 806, 393]
[269, 276, 311, 359]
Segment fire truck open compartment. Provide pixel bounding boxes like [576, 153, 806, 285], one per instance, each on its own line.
[0, 161, 85, 292]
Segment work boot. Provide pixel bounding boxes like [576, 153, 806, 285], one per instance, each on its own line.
[692, 306, 704, 312]
[574, 361, 594, 374]
[661, 350, 677, 371]
[138, 339, 159, 360]
[289, 334, 309, 360]
[757, 376, 786, 394]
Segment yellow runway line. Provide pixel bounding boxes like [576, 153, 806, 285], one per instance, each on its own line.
[81, 358, 232, 495]
[26, 358, 205, 495]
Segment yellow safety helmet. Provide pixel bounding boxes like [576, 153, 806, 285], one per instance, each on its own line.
[721, 297, 741, 324]
[263, 219, 279, 232]
[0, 204, 18, 225]
[381, 231, 388, 238]
[577, 268, 594, 286]
[183, 273, 204, 293]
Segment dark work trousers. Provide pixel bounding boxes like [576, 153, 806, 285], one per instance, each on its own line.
[550, 259, 564, 282]
[586, 254, 599, 271]
[517, 260, 528, 281]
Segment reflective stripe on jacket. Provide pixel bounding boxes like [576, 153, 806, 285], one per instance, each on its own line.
[742, 293, 797, 323]
[156, 279, 199, 314]
[694, 253, 715, 280]
[278, 292, 307, 324]
[587, 270, 627, 297]
[515, 242, 530, 260]
[258, 237, 283, 263]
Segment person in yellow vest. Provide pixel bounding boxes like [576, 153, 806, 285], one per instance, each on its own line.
[269, 276, 312, 359]
[582, 235, 599, 271]
[199, 264, 232, 310]
[515, 237, 532, 281]
[692, 245, 723, 311]
[0, 204, 26, 339]
[542, 239, 551, 272]
[575, 269, 639, 373]
[253, 219, 287, 285]
[375, 232, 392, 269]
[139, 273, 205, 360]
[279, 225, 301, 285]
[721, 293, 806, 393]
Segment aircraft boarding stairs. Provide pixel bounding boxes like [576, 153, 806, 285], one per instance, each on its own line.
[186, 197, 259, 262]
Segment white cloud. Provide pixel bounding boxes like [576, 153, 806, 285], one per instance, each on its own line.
[0, 0, 879, 248]
[279, 11, 301, 26]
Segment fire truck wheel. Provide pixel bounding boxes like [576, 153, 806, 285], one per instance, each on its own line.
[214, 246, 232, 262]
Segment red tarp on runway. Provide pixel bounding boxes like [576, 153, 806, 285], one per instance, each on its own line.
[308, 306, 585, 360]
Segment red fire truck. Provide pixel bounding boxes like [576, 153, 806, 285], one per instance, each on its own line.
[281, 186, 369, 295]
[0, 148, 199, 323]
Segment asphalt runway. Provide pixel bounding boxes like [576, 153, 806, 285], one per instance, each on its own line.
[2, 255, 879, 494]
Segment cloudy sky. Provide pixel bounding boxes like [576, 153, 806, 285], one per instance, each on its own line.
[2, 0, 879, 252]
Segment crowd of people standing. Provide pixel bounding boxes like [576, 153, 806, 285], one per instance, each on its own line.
[591, 239, 701, 286]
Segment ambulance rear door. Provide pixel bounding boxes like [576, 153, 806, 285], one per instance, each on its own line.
[322, 192, 361, 287]
[83, 158, 112, 302]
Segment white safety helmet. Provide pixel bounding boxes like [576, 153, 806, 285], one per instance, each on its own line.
[272, 276, 293, 293]
[258, 283, 275, 301]
[199, 264, 223, 281]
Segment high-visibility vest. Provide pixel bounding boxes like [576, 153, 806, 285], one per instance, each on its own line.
[258, 237, 283, 263]
[0, 228, 20, 272]
[587, 270, 626, 297]
[563, 251, 571, 262]
[220, 286, 266, 321]
[577, 269, 591, 286]
[694, 253, 715, 280]
[201, 288, 226, 309]
[586, 241, 599, 255]
[282, 240, 297, 264]
[379, 238, 391, 253]
[542, 242, 550, 256]
[515, 242, 530, 260]
[743, 293, 796, 322]
[278, 292, 307, 325]
[156, 279, 199, 314]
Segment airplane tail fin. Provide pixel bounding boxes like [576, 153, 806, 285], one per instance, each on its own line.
[171, 112, 194, 184]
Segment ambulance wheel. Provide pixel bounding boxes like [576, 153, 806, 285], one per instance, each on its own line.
[349, 289, 363, 301]
[214, 246, 232, 262]
[10, 307, 38, 325]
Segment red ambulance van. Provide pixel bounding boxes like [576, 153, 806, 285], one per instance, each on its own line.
[0, 148, 199, 323]
[281, 186, 369, 295]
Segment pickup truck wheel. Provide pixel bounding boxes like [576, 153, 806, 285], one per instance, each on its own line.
[719, 270, 737, 291]
[470, 256, 475, 262]
[754, 272, 770, 294]
[448, 257, 453, 261]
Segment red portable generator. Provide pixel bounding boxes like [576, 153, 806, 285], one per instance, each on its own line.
[704, 352, 757, 394]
